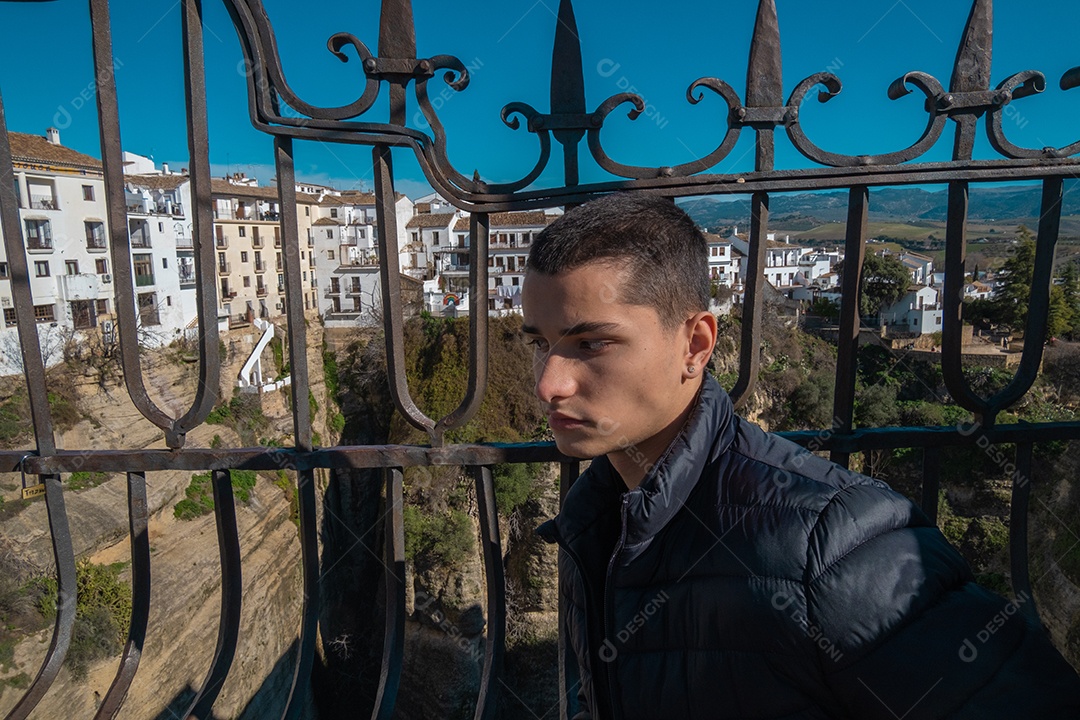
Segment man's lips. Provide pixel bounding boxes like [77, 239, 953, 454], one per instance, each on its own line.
[548, 412, 588, 430]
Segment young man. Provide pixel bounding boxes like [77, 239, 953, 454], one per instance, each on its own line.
[523, 193, 1080, 720]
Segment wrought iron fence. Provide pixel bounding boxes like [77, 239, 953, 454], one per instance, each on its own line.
[1, 0, 1079, 718]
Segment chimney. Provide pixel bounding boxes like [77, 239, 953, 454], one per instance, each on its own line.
[162, 162, 170, 174]
[46, 127, 60, 145]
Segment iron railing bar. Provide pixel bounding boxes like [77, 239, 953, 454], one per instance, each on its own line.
[920, 447, 942, 525]
[5, 476, 76, 720]
[472, 466, 506, 720]
[433, 213, 490, 440]
[558, 461, 580, 720]
[94, 472, 151, 720]
[273, 137, 320, 719]
[373, 143, 435, 435]
[728, 191, 768, 408]
[1010, 442, 1040, 626]
[0, 90, 56, 453]
[89, 0, 180, 444]
[940, 180, 988, 419]
[273, 137, 313, 451]
[183, 470, 242, 720]
[239, 116, 1080, 207]
[982, 177, 1062, 415]
[0, 87, 73, 720]
[174, 0, 222, 436]
[281, 468, 319, 720]
[830, 186, 869, 469]
[15, 421, 1080, 474]
[371, 467, 405, 720]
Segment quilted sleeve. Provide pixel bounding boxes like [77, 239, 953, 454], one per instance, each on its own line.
[804, 482, 1080, 719]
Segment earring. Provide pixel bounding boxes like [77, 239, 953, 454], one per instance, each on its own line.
[687, 366, 696, 374]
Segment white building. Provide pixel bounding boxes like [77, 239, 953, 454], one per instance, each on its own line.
[881, 284, 943, 334]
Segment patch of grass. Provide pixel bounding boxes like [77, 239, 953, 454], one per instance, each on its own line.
[174, 473, 214, 520]
[175, 469, 260, 519]
[329, 412, 345, 435]
[273, 471, 299, 527]
[66, 471, 110, 492]
[210, 434, 223, 449]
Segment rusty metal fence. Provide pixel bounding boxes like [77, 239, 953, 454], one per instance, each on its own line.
[1, 0, 1080, 717]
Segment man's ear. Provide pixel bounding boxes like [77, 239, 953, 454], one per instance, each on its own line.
[685, 311, 718, 370]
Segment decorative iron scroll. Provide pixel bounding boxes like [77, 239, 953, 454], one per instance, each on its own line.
[0, 0, 1078, 718]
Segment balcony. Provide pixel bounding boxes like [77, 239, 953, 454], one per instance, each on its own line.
[218, 262, 231, 275]
[346, 285, 364, 296]
[254, 261, 266, 273]
[178, 271, 197, 286]
[135, 274, 155, 288]
[27, 238, 53, 252]
[176, 237, 194, 250]
[216, 237, 228, 249]
[324, 287, 339, 298]
[29, 195, 57, 210]
[256, 285, 268, 297]
[261, 211, 280, 222]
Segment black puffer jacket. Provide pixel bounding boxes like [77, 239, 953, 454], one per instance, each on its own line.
[537, 376, 1080, 720]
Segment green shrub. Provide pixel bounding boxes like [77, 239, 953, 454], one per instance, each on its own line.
[492, 463, 543, 516]
[403, 505, 474, 569]
[174, 473, 214, 520]
[329, 412, 345, 434]
[231, 470, 257, 504]
[65, 560, 132, 681]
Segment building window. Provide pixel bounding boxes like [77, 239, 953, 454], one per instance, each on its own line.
[25, 219, 52, 250]
[34, 304, 55, 323]
[34, 261, 50, 277]
[305, 206, 310, 216]
[96, 299, 108, 315]
[133, 253, 154, 286]
[137, 293, 160, 325]
[241, 251, 249, 263]
[0, 262, 8, 279]
[243, 276, 251, 287]
[129, 219, 151, 247]
[162, 257, 168, 268]
[3, 308, 15, 326]
[328, 250, 335, 261]
[95, 258, 108, 274]
[239, 226, 247, 237]
[65, 260, 79, 275]
[358, 229, 366, 239]
[166, 296, 172, 307]
[82, 185, 94, 201]
[330, 208, 338, 218]
[433, 231, 440, 246]
[85, 221, 106, 249]
[326, 229, 333, 239]
[71, 300, 95, 330]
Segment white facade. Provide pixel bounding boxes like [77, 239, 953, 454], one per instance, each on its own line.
[881, 285, 943, 334]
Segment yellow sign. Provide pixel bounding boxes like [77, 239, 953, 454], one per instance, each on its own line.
[21, 485, 46, 500]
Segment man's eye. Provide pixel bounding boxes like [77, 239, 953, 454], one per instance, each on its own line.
[580, 340, 610, 353]
[525, 337, 550, 352]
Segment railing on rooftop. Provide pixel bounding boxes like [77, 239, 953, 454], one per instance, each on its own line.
[1, 0, 1080, 718]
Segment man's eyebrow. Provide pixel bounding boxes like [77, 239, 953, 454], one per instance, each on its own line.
[520, 321, 621, 336]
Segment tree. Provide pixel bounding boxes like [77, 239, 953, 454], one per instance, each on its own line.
[991, 225, 1036, 331]
[836, 252, 910, 318]
[1047, 285, 1073, 340]
[1062, 262, 1080, 339]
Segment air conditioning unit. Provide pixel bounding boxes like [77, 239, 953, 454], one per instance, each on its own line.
[100, 273, 112, 283]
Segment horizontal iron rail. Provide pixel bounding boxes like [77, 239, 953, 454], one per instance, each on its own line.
[6, 422, 1080, 475]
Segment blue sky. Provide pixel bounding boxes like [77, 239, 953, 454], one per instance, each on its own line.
[2, 0, 1080, 199]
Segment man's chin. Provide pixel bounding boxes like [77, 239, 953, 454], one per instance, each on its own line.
[552, 432, 610, 460]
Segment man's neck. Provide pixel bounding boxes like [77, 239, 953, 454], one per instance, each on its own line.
[607, 383, 702, 491]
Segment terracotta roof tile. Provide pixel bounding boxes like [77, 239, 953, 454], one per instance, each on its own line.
[490, 211, 551, 228]
[314, 217, 343, 226]
[9, 132, 101, 170]
[125, 174, 189, 191]
[406, 212, 456, 229]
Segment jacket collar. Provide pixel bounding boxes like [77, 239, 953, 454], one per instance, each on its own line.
[540, 375, 738, 550]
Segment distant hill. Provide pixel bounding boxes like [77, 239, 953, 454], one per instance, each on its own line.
[679, 185, 1080, 232]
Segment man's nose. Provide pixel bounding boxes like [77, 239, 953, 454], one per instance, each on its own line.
[535, 352, 576, 405]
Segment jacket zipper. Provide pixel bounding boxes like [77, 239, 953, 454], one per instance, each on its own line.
[604, 495, 631, 720]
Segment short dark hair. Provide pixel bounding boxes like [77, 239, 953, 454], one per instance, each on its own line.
[527, 193, 710, 325]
